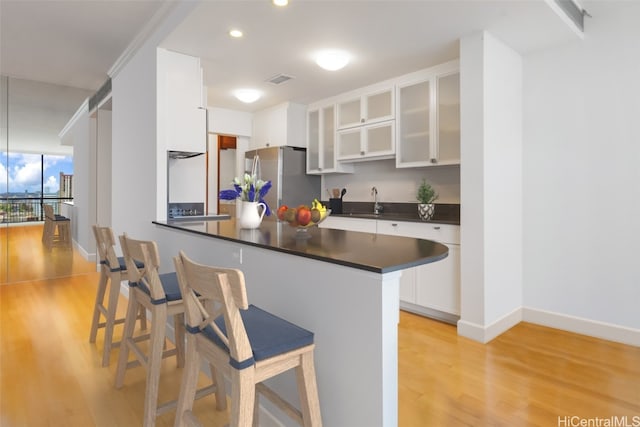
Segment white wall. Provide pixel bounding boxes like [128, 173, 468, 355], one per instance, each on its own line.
[96, 108, 112, 227]
[522, 1, 640, 333]
[458, 31, 523, 343]
[323, 161, 460, 204]
[111, 2, 198, 244]
[67, 104, 95, 258]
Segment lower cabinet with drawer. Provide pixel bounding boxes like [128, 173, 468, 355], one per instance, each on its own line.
[377, 220, 460, 324]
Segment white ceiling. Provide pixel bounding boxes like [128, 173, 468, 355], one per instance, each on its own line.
[1, 0, 580, 113]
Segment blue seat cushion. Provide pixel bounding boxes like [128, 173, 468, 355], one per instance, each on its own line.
[201, 304, 314, 369]
[54, 215, 69, 221]
[130, 272, 182, 304]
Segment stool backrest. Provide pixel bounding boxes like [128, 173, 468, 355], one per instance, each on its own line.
[43, 204, 55, 220]
[119, 233, 165, 302]
[92, 225, 119, 269]
[173, 251, 252, 367]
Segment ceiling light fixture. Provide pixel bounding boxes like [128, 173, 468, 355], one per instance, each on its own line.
[273, 0, 288, 6]
[315, 49, 350, 71]
[234, 89, 261, 103]
[229, 29, 243, 38]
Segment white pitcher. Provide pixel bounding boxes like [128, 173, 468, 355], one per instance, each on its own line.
[238, 201, 266, 229]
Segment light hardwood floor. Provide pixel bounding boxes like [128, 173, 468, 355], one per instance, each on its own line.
[1, 225, 639, 426]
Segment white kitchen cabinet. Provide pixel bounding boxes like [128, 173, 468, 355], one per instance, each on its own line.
[158, 48, 206, 153]
[376, 220, 460, 320]
[336, 121, 395, 161]
[307, 104, 353, 174]
[396, 60, 460, 168]
[251, 102, 306, 149]
[337, 86, 394, 129]
[319, 216, 377, 233]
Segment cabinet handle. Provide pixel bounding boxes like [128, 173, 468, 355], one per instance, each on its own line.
[430, 158, 437, 164]
[360, 151, 365, 156]
[361, 118, 365, 123]
[391, 223, 398, 227]
[433, 226, 441, 230]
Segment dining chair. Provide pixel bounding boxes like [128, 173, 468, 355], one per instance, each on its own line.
[89, 225, 146, 367]
[115, 234, 218, 427]
[172, 250, 322, 427]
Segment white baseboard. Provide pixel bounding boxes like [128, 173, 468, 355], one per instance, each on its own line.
[457, 307, 522, 343]
[522, 307, 640, 347]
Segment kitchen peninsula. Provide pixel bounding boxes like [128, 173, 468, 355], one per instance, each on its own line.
[152, 218, 448, 426]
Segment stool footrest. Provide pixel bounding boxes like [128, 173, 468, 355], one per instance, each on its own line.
[256, 382, 303, 425]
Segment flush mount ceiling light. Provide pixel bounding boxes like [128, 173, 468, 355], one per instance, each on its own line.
[273, 0, 288, 6]
[234, 89, 261, 103]
[229, 29, 243, 38]
[315, 49, 350, 71]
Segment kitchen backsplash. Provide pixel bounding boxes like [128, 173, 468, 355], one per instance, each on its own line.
[322, 159, 460, 204]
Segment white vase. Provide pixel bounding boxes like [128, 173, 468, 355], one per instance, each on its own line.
[417, 203, 434, 221]
[238, 201, 266, 229]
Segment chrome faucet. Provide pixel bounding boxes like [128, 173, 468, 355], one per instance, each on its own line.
[371, 187, 383, 215]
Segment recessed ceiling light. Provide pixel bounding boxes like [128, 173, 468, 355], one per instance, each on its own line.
[273, 0, 288, 6]
[315, 49, 350, 71]
[229, 29, 243, 38]
[234, 89, 261, 103]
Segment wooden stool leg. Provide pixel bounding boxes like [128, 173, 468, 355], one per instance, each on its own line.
[231, 369, 256, 426]
[89, 268, 109, 343]
[173, 335, 201, 427]
[115, 290, 139, 389]
[174, 313, 186, 368]
[296, 351, 322, 427]
[101, 270, 122, 367]
[211, 365, 227, 411]
[143, 304, 167, 427]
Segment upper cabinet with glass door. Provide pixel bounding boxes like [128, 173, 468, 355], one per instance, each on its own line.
[336, 85, 395, 161]
[337, 87, 394, 129]
[307, 102, 353, 174]
[396, 60, 460, 168]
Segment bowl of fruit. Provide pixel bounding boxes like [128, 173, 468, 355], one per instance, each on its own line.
[277, 199, 330, 232]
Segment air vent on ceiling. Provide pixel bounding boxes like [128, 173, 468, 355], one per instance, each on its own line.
[266, 74, 294, 85]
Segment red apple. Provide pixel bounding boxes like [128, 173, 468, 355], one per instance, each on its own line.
[296, 206, 312, 226]
[277, 205, 288, 221]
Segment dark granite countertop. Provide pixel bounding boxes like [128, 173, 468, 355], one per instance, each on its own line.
[325, 202, 460, 225]
[153, 218, 448, 274]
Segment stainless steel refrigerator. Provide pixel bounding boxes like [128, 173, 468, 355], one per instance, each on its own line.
[244, 146, 321, 218]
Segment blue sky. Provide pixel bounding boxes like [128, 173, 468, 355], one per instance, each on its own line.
[0, 152, 73, 194]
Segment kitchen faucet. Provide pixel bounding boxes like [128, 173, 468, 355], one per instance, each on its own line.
[371, 187, 383, 215]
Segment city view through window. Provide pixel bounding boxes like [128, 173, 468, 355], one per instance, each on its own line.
[0, 152, 74, 223]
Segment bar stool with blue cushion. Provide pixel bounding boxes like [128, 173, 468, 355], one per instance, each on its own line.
[173, 251, 322, 427]
[115, 234, 220, 427]
[42, 204, 71, 249]
[89, 225, 147, 367]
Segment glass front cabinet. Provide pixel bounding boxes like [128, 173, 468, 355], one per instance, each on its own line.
[307, 103, 353, 174]
[396, 61, 460, 168]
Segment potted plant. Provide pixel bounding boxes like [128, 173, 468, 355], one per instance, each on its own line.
[416, 179, 438, 221]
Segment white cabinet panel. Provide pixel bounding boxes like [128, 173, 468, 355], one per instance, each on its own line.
[158, 48, 206, 153]
[251, 102, 306, 149]
[415, 244, 460, 314]
[377, 220, 460, 316]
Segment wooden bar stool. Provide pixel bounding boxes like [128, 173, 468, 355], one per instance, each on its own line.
[42, 204, 71, 249]
[115, 234, 218, 427]
[173, 251, 322, 427]
[89, 225, 147, 367]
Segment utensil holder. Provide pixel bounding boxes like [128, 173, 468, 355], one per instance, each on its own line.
[329, 198, 343, 214]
